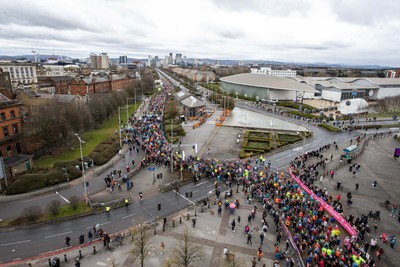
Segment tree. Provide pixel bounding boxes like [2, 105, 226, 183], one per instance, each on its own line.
[172, 227, 204, 267]
[224, 251, 244, 267]
[130, 220, 154, 267]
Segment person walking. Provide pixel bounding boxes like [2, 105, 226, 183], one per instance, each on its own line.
[355, 183, 359, 190]
[88, 230, 93, 243]
[79, 233, 84, 246]
[231, 219, 236, 232]
[377, 247, 384, 260]
[65, 236, 71, 247]
[192, 217, 197, 228]
[257, 247, 263, 261]
[247, 231, 253, 245]
[217, 206, 222, 217]
[390, 236, 396, 248]
[251, 257, 257, 267]
[260, 232, 265, 245]
[106, 205, 111, 215]
[125, 197, 129, 207]
[160, 241, 165, 255]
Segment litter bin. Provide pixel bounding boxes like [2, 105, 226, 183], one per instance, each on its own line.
[84, 162, 89, 170]
[51, 257, 60, 267]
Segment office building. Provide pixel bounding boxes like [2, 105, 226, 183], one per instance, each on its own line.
[90, 53, 110, 69]
[119, 56, 128, 64]
[250, 67, 297, 78]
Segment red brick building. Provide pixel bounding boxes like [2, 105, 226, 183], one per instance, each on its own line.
[69, 78, 95, 95]
[0, 94, 33, 181]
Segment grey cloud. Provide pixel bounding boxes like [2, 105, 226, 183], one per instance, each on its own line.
[329, 0, 400, 26]
[211, 0, 312, 16]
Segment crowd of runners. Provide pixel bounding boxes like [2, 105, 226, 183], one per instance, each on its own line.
[109, 75, 396, 266]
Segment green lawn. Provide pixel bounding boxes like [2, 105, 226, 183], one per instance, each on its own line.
[34, 103, 140, 167]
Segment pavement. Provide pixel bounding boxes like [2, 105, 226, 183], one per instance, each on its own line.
[2, 75, 400, 266]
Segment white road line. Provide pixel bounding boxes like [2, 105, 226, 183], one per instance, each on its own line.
[1, 240, 31, 246]
[181, 195, 196, 205]
[45, 231, 72, 239]
[195, 181, 208, 187]
[193, 190, 200, 193]
[122, 213, 136, 219]
[207, 184, 215, 188]
[86, 221, 111, 229]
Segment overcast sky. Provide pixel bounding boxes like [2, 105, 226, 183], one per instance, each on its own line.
[0, 0, 399, 66]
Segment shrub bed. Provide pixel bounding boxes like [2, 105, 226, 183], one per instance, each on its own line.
[318, 124, 341, 132]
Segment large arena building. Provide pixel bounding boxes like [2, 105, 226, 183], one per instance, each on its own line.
[220, 73, 318, 101]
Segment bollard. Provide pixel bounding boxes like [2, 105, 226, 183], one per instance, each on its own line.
[180, 216, 182, 224]
[173, 220, 175, 228]
[157, 202, 161, 211]
[189, 191, 193, 198]
[154, 227, 157, 235]
[79, 250, 82, 259]
[48, 259, 51, 267]
[201, 207, 204, 213]
[93, 246, 96, 254]
[208, 203, 210, 209]
[187, 213, 190, 220]
[195, 210, 197, 217]
[185, 192, 188, 197]
[64, 254, 68, 263]
[29, 264, 32, 267]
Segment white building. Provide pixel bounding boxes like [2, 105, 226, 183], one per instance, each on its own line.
[42, 65, 65, 76]
[293, 77, 400, 101]
[250, 67, 297, 77]
[0, 61, 38, 90]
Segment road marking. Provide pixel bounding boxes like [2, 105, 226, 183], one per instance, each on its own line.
[122, 213, 136, 219]
[195, 181, 208, 187]
[207, 184, 215, 188]
[193, 190, 200, 193]
[1, 240, 31, 246]
[177, 192, 195, 205]
[45, 231, 72, 239]
[86, 221, 111, 229]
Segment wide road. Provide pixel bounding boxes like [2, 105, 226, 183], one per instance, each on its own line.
[0, 179, 225, 263]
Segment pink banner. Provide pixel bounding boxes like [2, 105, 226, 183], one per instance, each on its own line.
[289, 168, 358, 237]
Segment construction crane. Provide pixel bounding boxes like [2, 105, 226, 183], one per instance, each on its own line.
[31, 35, 44, 62]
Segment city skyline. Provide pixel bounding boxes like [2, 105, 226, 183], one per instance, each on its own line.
[0, 0, 399, 66]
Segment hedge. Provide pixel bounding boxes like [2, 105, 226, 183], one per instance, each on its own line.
[6, 137, 121, 195]
[275, 101, 315, 111]
[318, 124, 342, 132]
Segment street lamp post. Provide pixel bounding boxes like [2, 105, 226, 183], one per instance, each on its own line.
[75, 133, 88, 204]
[126, 97, 136, 122]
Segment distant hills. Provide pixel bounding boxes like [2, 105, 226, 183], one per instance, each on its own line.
[0, 54, 396, 69]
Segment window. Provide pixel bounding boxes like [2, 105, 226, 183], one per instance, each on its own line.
[10, 110, 16, 118]
[13, 124, 18, 134]
[16, 143, 21, 153]
[3, 127, 9, 137]
[0, 112, 5, 120]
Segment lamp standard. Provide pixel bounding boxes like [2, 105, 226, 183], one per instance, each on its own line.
[126, 97, 136, 122]
[75, 133, 88, 204]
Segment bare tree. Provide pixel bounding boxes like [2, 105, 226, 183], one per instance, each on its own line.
[172, 227, 204, 267]
[224, 251, 244, 267]
[130, 221, 154, 267]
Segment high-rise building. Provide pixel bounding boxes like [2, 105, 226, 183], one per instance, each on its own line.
[119, 56, 128, 64]
[90, 53, 110, 69]
[168, 53, 173, 65]
[175, 53, 183, 65]
[148, 55, 152, 67]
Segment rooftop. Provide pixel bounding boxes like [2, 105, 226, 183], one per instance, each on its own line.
[220, 73, 318, 93]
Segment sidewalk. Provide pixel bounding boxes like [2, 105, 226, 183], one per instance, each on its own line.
[18, 184, 279, 267]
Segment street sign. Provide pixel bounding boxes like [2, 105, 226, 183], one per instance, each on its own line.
[148, 167, 156, 171]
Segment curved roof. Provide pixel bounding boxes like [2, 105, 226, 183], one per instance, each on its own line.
[337, 98, 368, 115]
[221, 73, 318, 93]
[313, 81, 376, 90]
